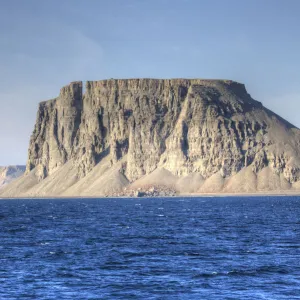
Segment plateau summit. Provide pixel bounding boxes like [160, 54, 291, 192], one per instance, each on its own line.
[1, 78, 300, 197]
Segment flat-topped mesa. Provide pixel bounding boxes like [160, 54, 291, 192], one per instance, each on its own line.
[83, 78, 260, 113]
[25, 78, 300, 192]
[84, 78, 247, 92]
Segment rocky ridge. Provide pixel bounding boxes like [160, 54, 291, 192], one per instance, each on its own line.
[1, 78, 300, 197]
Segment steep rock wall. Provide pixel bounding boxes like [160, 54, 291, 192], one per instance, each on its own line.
[25, 79, 300, 189]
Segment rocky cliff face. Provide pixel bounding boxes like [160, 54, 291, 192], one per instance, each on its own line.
[2, 78, 300, 197]
[0, 165, 25, 189]
[26, 82, 83, 179]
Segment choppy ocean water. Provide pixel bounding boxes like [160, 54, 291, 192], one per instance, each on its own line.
[0, 196, 300, 299]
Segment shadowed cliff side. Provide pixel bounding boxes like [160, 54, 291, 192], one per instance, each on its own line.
[2, 78, 300, 197]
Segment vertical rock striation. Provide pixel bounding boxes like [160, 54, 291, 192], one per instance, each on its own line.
[26, 81, 82, 179]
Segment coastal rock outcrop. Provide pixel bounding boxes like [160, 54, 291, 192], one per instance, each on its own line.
[2, 78, 300, 197]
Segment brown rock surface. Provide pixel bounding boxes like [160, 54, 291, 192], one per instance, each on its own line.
[2, 78, 300, 197]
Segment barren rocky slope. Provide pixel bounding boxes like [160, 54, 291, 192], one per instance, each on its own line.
[1, 78, 300, 197]
[0, 165, 25, 190]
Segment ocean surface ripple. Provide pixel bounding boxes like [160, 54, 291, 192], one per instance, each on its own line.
[0, 196, 300, 299]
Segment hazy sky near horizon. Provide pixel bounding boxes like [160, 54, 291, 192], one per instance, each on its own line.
[0, 0, 300, 165]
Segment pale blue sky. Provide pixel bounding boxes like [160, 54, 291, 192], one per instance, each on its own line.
[0, 0, 300, 165]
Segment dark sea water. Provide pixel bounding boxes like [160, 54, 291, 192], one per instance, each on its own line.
[0, 196, 300, 299]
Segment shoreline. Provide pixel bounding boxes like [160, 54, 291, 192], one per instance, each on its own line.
[1, 191, 300, 200]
